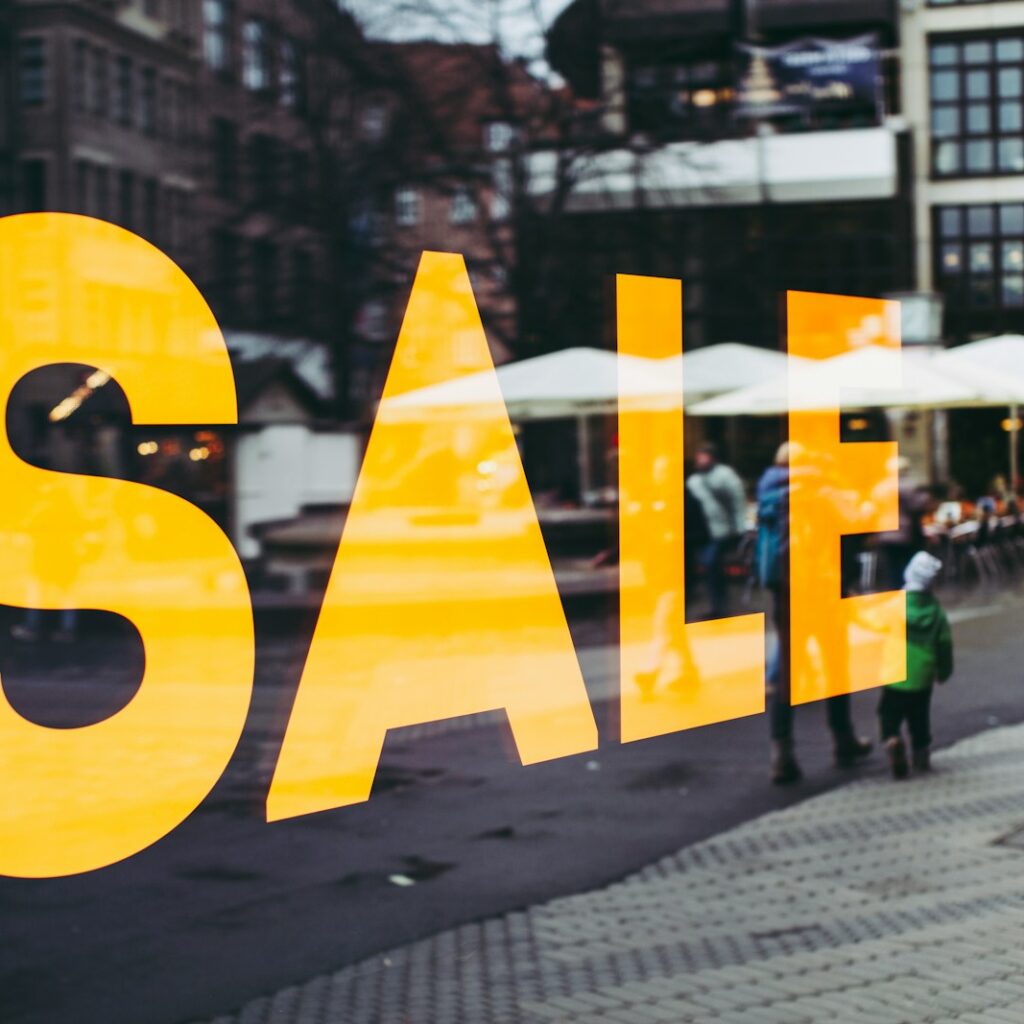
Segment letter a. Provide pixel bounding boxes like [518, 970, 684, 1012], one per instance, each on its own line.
[267, 252, 597, 820]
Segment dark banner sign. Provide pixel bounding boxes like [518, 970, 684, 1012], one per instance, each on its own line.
[736, 34, 881, 119]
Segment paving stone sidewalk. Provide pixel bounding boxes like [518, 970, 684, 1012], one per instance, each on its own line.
[198, 724, 1024, 1024]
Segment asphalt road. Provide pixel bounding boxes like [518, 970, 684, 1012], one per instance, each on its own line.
[2, 586, 1023, 1024]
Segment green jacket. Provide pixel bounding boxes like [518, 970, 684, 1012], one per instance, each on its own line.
[887, 591, 953, 693]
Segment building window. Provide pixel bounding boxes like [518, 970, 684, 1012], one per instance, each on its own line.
[628, 57, 732, 136]
[172, 81, 189, 142]
[242, 19, 272, 93]
[289, 149, 310, 216]
[73, 40, 88, 113]
[203, 0, 232, 73]
[116, 56, 134, 127]
[21, 160, 48, 211]
[394, 187, 421, 227]
[931, 34, 1024, 177]
[360, 101, 388, 141]
[75, 160, 90, 214]
[118, 170, 135, 230]
[936, 203, 1024, 316]
[484, 121, 515, 153]
[490, 159, 513, 221]
[95, 166, 110, 219]
[212, 118, 238, 198]
[141, 67, 158, 135]
[211, 229, 239, 316]
[450, 185, 477, 225]
[279, 37, 304, 111]
[252, 239, 278, 322]
[165, 188, 190, 254]
[142, 178, 159, 242]
[291, 249, 311, 324]
[249, 134, 277, 206]
[93, 48, 108, 118]
[18, 37, 47, 107]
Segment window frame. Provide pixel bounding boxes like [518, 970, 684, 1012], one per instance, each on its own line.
[929, 30, 1024, 179]
[934, 202, 1024, 318]
[18, 35, 48, 109]
[394, 186, 422, 227]
[242, 17, 273, 95]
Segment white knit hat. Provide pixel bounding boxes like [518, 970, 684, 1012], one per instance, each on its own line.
[904, 551, 943, 592]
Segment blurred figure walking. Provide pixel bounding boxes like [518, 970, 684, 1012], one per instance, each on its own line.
[687, 442, 746, 618]
[756, 442, 873, 784]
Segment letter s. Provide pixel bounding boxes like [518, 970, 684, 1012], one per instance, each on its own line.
[0, 214, 255, 877]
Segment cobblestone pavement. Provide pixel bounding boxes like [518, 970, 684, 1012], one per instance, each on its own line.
[196, 721, 1024, 1024]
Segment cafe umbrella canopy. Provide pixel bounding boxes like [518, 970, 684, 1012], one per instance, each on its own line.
[928, 335, 1024, 490]
[383, 346, 676, 421]
[690, 342, 1024, 490]
[383, 347, 679, 502]
[662, 342, 810, 402]
[688, 345, 978, 416]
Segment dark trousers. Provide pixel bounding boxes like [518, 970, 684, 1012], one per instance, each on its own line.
[878, 687, 933, 750]
[768, 583, 856, 743]
[699, 538, 729, 618]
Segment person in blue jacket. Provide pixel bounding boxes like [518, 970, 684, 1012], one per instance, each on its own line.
[755, 442, 873, 784]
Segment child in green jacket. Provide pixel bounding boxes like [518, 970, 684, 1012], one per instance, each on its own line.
[879, 551, 953, 778]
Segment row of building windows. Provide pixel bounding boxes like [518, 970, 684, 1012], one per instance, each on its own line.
[210, 230, 312, 325]
[930, 34, 1024, 177]
[19, 35, 190, 142]
[210, 120, 316, 220]
[16, 157, 191, 254]
[203, 1, 305, 109]
[391, 181, 514, 227]
[393, 186, 480, 227]
[936, 203, 1024, 311]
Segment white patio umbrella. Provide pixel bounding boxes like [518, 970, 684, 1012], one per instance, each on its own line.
[384, 346, 674, 420]
[689, 345, 977, 416]
[942, 334, 1024, 379]
[663, 342, 809, 401]
[928, 336, 1024, 489]
[383, 347, 677, 501]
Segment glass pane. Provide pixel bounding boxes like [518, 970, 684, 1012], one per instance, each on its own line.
[932, 105, 960, 137]
[971, 276, 995, 307]
[966, 70, 991, 100]
[999, 137, 1024, 172]
[968, 205, 995, 236]
[999, 100, 1022, 131]
[931, 70, 960, 102]
[999, 68, 1022, 98]
[1000, 205, 1024, 234]
[941, 242, 963, 274]
[930, 42, 959, 66]
[939, 207, 962, 238]
[1003, 274, 1024, 307]
[966, 138, 994, 172]
[967, 104, 991, 134]
[996, 38, 1024, 63]
[970, 242, 994, 273]
[964, 41, 992, 65]
[934, 140, 961, 175]
[1002, 240, 1024, 271]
